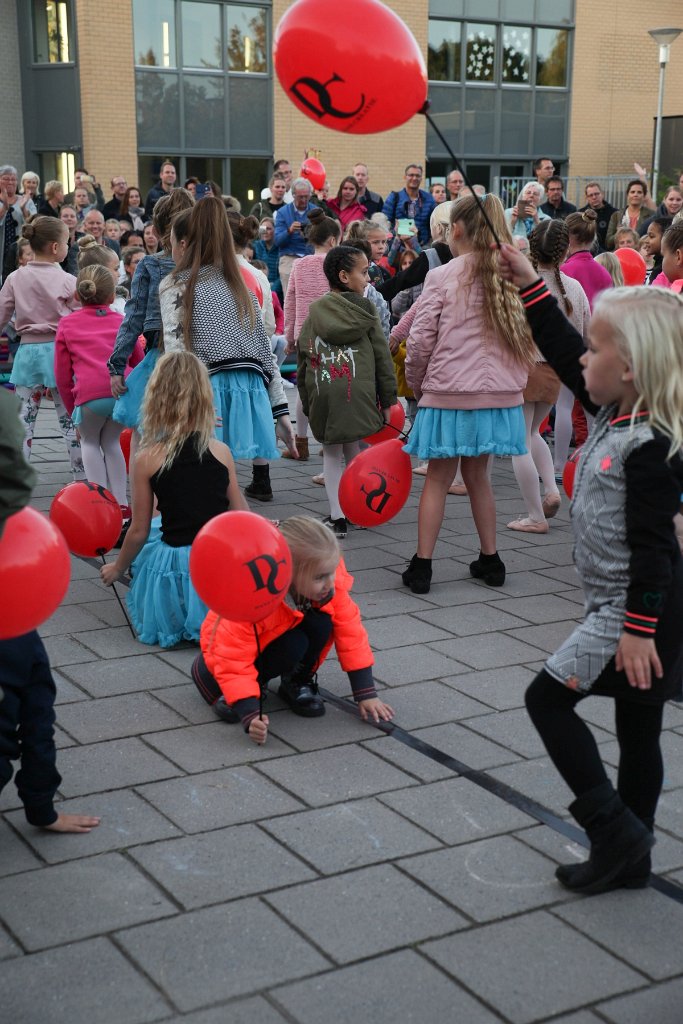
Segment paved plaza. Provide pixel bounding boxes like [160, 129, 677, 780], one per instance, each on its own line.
[3, 402, 683, 1023]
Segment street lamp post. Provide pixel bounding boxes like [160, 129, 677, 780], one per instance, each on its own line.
[648, 27, 682, 202]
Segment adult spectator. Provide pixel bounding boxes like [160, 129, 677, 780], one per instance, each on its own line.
[183, 177, 200, 196]
[326, 176, 367, 229]
[59, 203, 82, 274]
[65, 168, 104, 210]
[540, 176, 576, 220]
[383, 164, 436, 245]
[504, 181, 550, 239]
[579, 182, 617, 251]
[102, 175, 129, 220]
[250, 173, 287, 219]
[274, 177, 316, 295]
[20, 171, 40, 204]
[73, 185, 94, 225]
[430, 183, 447, 204]
[82, 209, 120, 255]
[606, 178, 650, 250]
[253, 217, 282, 301]
[532, 157, 555, 188]
[353, 163, 384, 218]
[144, 161, 177, 218]
[37, 180, 64, 218]
[446, 170, 465, 200]
[142, 223, 160, 255]
[273, 158, 293, 201]
[0, 165, 36, 284]
[639, 186, 683, 235]
[119, 187, 147, 231]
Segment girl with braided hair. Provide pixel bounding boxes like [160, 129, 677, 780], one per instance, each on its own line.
[507, 220, 591, 532]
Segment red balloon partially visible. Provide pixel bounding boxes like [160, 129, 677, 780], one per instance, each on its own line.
[120, 428, 133, 472]
[614, 247, 647, 286]
[562, 446, 583, 499]
[274, 0, 427, 135]
[190, 511, 292, 622]
[0, 507, 71, 639]
[50, 481, 123, 556]
[301, 157, 326, 191]
[339, 438, 412, 527]
[363, 403, 406, 446]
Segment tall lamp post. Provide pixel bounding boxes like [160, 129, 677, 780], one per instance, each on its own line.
[648, 27, 682, 202]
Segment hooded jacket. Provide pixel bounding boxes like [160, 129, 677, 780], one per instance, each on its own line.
[297, 291, 397, 444]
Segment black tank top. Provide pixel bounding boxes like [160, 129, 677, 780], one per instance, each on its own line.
[151, 436, 230, 547]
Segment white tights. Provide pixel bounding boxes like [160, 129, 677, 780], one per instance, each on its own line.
[511, 401, 558, 522]
[323, 442, 361, 520]
[294, 394, 309, 439]
[553, 385, 575, 474]
[77, 406, 128, 506]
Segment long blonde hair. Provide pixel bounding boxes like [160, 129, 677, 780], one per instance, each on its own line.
[139, 351, 217, 471]
[279, 516, 340, 598]
[450, 194, 536, 367]
[593, 287, 683, 458]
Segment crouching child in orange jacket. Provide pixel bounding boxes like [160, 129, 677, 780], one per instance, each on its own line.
[191, 515, 394, 744]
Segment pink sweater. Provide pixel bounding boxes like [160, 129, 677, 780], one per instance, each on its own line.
[54, 305, 144, 416]
[284, 253, 329, 346]
[0, 262, 78, 343]
[561, 251, 612, 311]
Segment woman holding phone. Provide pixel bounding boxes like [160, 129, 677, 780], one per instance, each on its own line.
[505, 182, 550, 240]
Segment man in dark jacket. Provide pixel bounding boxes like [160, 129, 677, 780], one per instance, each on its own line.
[102, 175, 129, 220]
[382, 165, 436, 245]
[144, 161, 177, 218]
[579, 182, 617, 251]
[353, 163, 384, 219]
[540, 177, 577, 220]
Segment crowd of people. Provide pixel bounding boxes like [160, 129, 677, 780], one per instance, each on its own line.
[1, 150, 683, 895]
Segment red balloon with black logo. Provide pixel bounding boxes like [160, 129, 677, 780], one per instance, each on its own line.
[339, 439, 412, 527]
[0, 507, 71, 639]
[363, 403, 406, 446]
[50, 481, 123, 557]
[273, 0, 427, 135]
[190, 510, 292, 622]
[562, 446, 583, 499]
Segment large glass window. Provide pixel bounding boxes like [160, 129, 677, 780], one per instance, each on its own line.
[184, 75, 226, 148]
[229, 157, 269, 210]
[135, 73, 181, 148]
[465, 24, 496, 83]
[134, 0, 176, 67]
[32, 0, 72, 63]
[181, 1, 221, 68]
[502, 25, 530, 83]
[428, 21, 461, 82]
[226, 5, 268, 73]
[39, 151, 76, 190]
[536, 27, 568, 86]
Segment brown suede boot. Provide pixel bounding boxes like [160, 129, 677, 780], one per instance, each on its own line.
[282, 436, 309, 461]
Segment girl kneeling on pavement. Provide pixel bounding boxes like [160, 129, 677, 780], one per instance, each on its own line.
[191, 516, 394, 743]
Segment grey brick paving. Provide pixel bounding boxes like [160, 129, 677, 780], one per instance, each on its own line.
[5, 415, 683, 1021]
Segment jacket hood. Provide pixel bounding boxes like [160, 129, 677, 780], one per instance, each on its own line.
[307, 292, 378, 346]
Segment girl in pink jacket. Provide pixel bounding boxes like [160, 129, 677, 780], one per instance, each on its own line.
[54, 266, 143, 513]
[403, 194, 536, 593]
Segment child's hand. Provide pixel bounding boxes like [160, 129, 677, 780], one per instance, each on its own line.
[358, 697, 395, 723]
[389, 334, 400, 355]
[43, 813, 101, 833]
[248, 715, 269, 745]
[100, 563, 125, 586]
[110, 374, 127, 398]
[616, 632, 663, 690]
[496, 243, 538, 289]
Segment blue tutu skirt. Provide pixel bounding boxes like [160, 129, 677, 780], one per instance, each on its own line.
[211, 368, 279, 460]
[126, 517, 207, 647]
[10, 342, 57, 388]
[404, 406, 527, 459]
[72, 396, 116, 425]
[113, 348, 160, 428]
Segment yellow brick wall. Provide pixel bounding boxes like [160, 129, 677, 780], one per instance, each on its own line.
[570, 1, 683, 179]
[74, 0, 139, 194]
[272, 0, 429, 200]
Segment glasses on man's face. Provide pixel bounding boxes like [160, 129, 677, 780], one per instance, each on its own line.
[406, 173, 422, 178]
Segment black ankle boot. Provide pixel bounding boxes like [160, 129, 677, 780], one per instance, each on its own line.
[556, 782, 655, 895]
[278, 668, 325, 717]
[245, 464, 273, 502]
[556, 812, 653, 891]
[469, 551, 505, 587]
[402, 554, 432, 594]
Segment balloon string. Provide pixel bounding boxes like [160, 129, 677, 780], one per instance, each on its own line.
[253, 622, 264, 720]
[99, 551, 136, 639]
[378, 421, 412, 441]
[419, 103, 502, 249]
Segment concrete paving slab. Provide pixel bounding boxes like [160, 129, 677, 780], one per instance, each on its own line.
[597, 977, 683, 1023]
[56, 737, 182, 797]
[371, 646, 470, 685]
[416, 601, 532, 637]
[38, 604, 110, 637]
[264, 704, 380, 752]
[60, 653, 189, 697]
[55, 693, 187, 743]
[53, 670, 90, 704]
[143, 720, 295, 772]
[427, 632, 548, 670]
[365, 613, 454, 649]
[0, 819, 42, 876]
[362, 734, 457, 782]
[157, 998, 290, 1023]
[441, 665, 534, 710]
[410, 721, 523, 769]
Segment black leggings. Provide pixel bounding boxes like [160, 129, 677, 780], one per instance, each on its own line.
[525, 668, 664, 826]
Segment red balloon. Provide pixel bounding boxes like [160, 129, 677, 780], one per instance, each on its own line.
[363, 403, 406, 446]
[274, 0, 427, 135]
[190, 511, 292, 622]
[562, 446, 583, 499]
[339, 438, 412, 527]
[50, 481, 123, 556]
[614, 247, 647, 286]
[120, 428, 133, 472]
[301, 157, 326, 191]
[0, 507, 71, 639]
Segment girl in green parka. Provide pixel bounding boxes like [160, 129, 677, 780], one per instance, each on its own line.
[297, 245, 397, 537]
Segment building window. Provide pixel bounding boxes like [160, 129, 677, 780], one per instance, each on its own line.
[226, 5, 268, 73]
[536, 27, 569, 86]
[465, 24, 496, 83]
[428, 20, 461, 82]
[133, 0, 177, 67]
[38, 151, 76, 190]
[181, 1, 222, 68]
[502, 25, 530, 83]
[32, 0, 72, 63]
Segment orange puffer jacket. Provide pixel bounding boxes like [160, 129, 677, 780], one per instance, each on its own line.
[200, 559, 373, 704]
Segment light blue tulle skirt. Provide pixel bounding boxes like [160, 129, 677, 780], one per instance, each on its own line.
[126, 517, 207, 648]
[211, 368, 279, 460]
[113, 348, 160, 429]
[72, 396, 116, 425]
[404, 405, 527, 459]
[10, 342, 57, 388]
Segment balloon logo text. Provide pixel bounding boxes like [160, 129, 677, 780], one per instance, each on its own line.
[245, 554, 289, 596]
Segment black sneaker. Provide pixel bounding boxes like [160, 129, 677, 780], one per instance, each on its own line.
[469, 552, 506, 587]
[212, 697, 240, 723]
[278, 673, 325, 717]
[245, 478, 274, 502]
[402, 554, 432, 594]
[323, 516, 347, 538]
